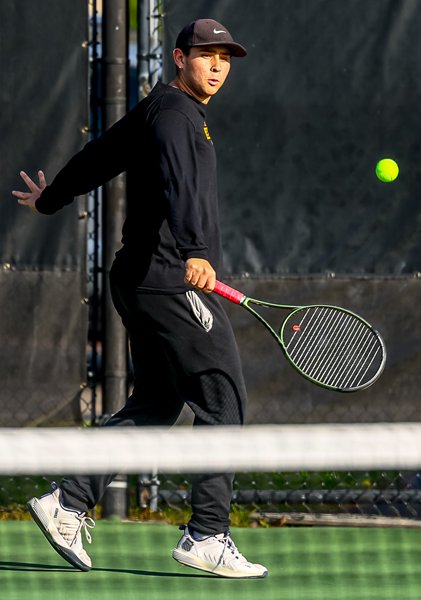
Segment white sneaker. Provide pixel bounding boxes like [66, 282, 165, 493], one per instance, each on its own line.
[173, 525, 268, 578]
[27, 482, 95, 571]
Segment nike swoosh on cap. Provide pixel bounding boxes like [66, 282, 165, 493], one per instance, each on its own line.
[213, 29, 226, 34]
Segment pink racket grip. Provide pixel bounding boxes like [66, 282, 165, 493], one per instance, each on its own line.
[213, 280, 245, 304]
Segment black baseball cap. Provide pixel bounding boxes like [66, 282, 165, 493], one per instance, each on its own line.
[176, 19, 247, 58]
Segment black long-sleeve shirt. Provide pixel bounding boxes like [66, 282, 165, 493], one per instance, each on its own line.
[36, 82, 222, 293]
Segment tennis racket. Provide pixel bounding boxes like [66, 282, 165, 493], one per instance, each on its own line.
[213, 280, 386, 392]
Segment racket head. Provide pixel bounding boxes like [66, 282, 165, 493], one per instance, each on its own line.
[279, 305, 386, 392]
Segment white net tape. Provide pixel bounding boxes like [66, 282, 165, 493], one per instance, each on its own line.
[1, 423, 421, 475]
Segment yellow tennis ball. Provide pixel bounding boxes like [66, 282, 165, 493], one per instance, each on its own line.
[376, 158, 399, 182]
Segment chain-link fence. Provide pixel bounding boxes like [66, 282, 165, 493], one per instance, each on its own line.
[0, 0, 89, 428]
[156, 470, 421, 526]
[2, 468, 421, 527]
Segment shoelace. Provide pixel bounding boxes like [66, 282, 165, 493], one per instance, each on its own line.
[223, 531, 243, 559]
[68, 514, 96, 547]
[217, 530, 243, 565]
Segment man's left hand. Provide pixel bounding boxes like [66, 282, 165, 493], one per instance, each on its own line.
[12, 171, 46, 212]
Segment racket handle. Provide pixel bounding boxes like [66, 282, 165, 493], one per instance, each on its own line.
[213, 280, 245, 304]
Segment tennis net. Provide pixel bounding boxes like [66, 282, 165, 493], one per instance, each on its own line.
[1, 424, 421, 600]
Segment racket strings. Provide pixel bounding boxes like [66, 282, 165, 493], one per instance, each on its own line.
[311, 313, 370, 385]
[307, 310, 381, 388]
[324, 322, 378, 388]
[284, 307, 383, 390]
[294, 310, 359, 384]
[291, 309, 349, 375]
[287, 308, 351, 373]
[304, 312, 362, 382]
[338, 334, 381, 389]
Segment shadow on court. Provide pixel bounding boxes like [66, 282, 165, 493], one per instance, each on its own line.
[0, 561, 73, 572]
[0, 561, 215, 578]
[93, 567, 215, 578]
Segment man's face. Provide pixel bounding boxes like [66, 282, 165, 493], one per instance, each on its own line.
[176, 45, 231, 103]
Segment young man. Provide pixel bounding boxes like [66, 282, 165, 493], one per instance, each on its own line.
[13, 19, 268, 579]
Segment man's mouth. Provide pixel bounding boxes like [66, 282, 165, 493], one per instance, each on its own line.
[208, 79, 220, 86]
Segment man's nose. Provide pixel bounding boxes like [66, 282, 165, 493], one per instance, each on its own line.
[211, 57, 221, 71]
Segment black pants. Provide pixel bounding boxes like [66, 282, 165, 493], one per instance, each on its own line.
[61, 278, 247, 535]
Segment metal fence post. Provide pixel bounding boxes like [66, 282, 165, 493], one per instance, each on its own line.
[101, 0, 129, 519]
[137, 0, 150, 99]
[149, 0, 161, 88]
[87, 0, 101, 432]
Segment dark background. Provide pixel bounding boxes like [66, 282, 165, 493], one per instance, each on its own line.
[163, 0, 421, 277]
[163, 0, 421, 423]
[0, 0, 89, 425]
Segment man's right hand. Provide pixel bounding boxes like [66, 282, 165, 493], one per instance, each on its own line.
[12, 170, 46, 212]
[184, 258, 216, 293]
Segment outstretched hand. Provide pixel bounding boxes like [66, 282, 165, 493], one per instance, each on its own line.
[12, 171, 46, 212]
[184, 258, 216, 293]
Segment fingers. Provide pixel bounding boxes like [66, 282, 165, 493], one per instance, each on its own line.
[12, 191, 31, 200]
[184, 259, 216, 293]
[17, 197, 38, 211]
[184, 259, 208, 287]
[190, 269, 215, 292]
[12, 171, 43, 212]
[19, 171, 40, 194]
[38, 170, 47, 190]
[201, 271, 216, 293]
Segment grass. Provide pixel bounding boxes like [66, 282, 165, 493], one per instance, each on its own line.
[0, 502, 275, 528]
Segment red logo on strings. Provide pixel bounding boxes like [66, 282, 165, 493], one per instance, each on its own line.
[292, 325, 300, 331]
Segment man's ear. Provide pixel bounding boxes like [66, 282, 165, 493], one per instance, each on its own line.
[173, 48, 185, 69]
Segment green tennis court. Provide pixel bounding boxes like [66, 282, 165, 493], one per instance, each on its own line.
[2, 521, 421, 600]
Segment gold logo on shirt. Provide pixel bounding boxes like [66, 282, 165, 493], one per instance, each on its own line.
[204, 122, 213, 143]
